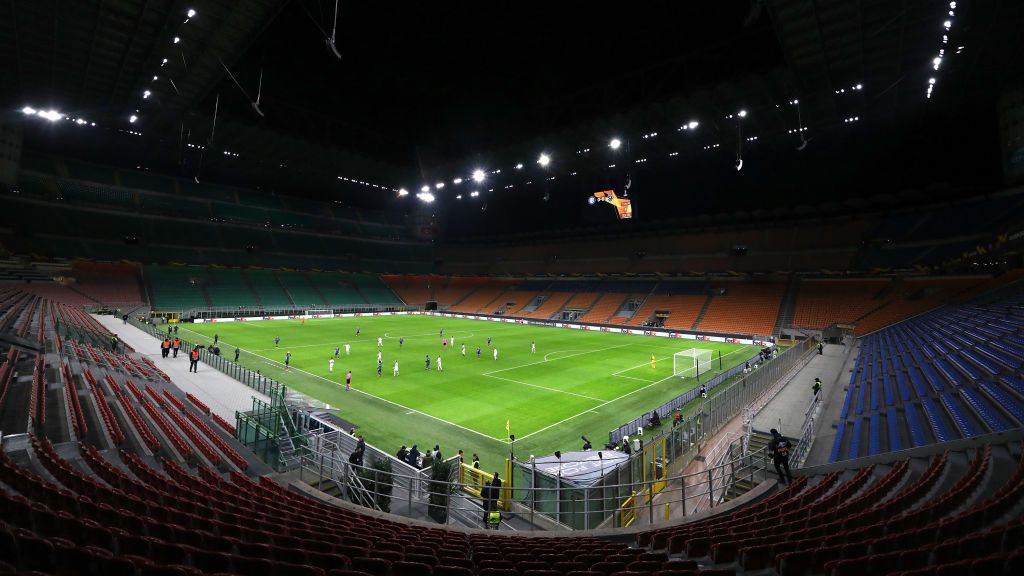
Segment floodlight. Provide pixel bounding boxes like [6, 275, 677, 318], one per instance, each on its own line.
[39, 110, 62, 121]
[943, 20, 951, 29]
[453, 177, 463, 184]
[187, 9, 196, 18]
[470, 191, 479, 197]
[688, 120, 699, 129]
[129, 115, 138, 123]
[515, 163, 523, 169]
[21, 106, 36, 115]
[173, 36, 180, 44]
[161, 58, 168, 66]
[456, 194, 462, 199]
[398, 188, 409, 196]
[538, 153, 550, 166]
[855, 83, 862, 90]
[143, 90, 151, 99]
[929, 77, 936, 84]
[737, 110, 747, 118]
[735, 158, 744, 171]
[153, 75, 158, 81]
[417, 192, 435, 203]
[472, 169, 485, 182]
[435, 182, 444, 189]
[609, 138, 621, 150]
[421, 185, 430, 193]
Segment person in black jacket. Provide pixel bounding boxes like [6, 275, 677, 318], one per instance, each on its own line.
[768, 428, 794, 484]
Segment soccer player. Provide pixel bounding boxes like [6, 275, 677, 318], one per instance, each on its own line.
[700, 384, 707, 398]
[345, 370, 352, 391]
[393, 360, 399, 376]
[356, 327, 360, 336]
[344, 343, 350, 355]
[437, 356, 443, 371]
[440, 328, 443, 338]
[284, 351, 291, 370]
[377, 350, 382, 363]
[476, 346, 481, 359]
[329, 358, 335, 373]
[377, 359, 383, 377]
[377, 336, 383, 348]
[493, 347, 498, 361]
[425, 355, 431, 370]
[651, 353, 656, 370]
[531, 341, 536, 353]
[399, 336, 404, 348]
[461, 343, 466, 356]
[487, 336, 492, 348]
[274, 335, 280, 348]
[334, 346, 340, 358]
[443, 338, 447, 350]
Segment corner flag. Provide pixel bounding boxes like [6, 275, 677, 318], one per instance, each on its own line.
[506, 418, 510, 437]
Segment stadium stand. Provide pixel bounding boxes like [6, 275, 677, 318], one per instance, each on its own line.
[521, 292, 573, 319]
[580, 293, 629, 324]
[698, 283, 787, 336]
[792, 279, 891, 330]
[350, 273, 403, 305]
[449, 282, 513, 314]
[205, 268, 260, 308]
[277, 271, 328, 308]
[243, 269, 294, 308]
[382, 275, 433, 305]
[852, 277, 993, 336]
[145, 266, 209, 310]
[306, 272, 368, 306]
[832, 280, 1024, 460]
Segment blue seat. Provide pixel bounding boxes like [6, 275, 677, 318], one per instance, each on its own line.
[883, 376, 895, 407]
[958, 349, 1000, 376]
[991, 339, 1024, 361]
[830, 421, 847, 463]
[848, 418, 863, 460]
[935, 357, 968, 386]
[855, 380, 868, 416]
[869, 413, 881, 456]
[983, 382, 1024, 425]
[940, 392, 979, 438]
[930, 341, 947, 357]
[975, 344, 1023, 370]
[886, 412, 901, 452]
[921, 398, 955, 443]
[920, 363, 947, 392]
[1001, 375, 1024, 397]
[896, 372, 912, 401]
[960, 386, 1013, 433]
[905, 404, 928, 447]
[907, 366, 930, 397]
[839, 382, 854, 420]
[871, 379, 881, 412]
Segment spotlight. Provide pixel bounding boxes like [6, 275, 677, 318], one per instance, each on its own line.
[609, 138, 621, 150]
[152, 75, 158, 81]
[453, 177, 463, 184]
[538, 153, 550, 167]
[588, 196, 597, 205]
[435, 182, 444, 189]
[21, 106, 36, 115]
[187, 9, 196, 18]
[421, 185, 430, 193]
[472, 169, 485, 182]
[737, 110, 747, 118]
[143, 90, 151, 99]
[515, 163, 523, 170]
[129, 115, 138, 123]
[943, 20, 951, 29]
[688, 120, 699, 129]
[398, 188, 409, 196]
[173, 37, 180, 44]
[456, 194, 462, 199]
[416, 192, 435, 203]
[735, 158, 743, 171]
[39, 110, 62, 122]
[470, 191, 479, 197]
[161, 58, 168, 66]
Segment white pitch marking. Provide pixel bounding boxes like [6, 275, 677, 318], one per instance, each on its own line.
[543, 349, 588, 361]
[483, 374, 608, 402]
[485, 343, 633, 376]
[613, 374, 656, 383]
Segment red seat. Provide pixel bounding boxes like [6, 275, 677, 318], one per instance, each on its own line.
[392, 560, 433, 576]
[272, 561, 326, 576]
[590, 562, 627, 575]
[351, 557, 391, 576]
[432, 565, 473, 576]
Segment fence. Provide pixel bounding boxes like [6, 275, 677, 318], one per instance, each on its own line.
[609, 339, 817, 447]
[164, 303, 419, 320]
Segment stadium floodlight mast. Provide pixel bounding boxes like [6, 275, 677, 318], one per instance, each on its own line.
[538, 153, 551, 167]
[472, 169, 486, 183]
[609, 138, 621, 150]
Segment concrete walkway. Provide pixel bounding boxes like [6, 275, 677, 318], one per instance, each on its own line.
[93, 315, 269, 422]
[751, 342, 850, 438]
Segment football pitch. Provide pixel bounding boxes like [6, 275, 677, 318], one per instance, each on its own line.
[184, 316, 753, 469]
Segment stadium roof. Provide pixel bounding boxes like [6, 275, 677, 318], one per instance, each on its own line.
[3, 0, 1023, 236]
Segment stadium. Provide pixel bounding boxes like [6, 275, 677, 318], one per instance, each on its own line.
[1, 0, 1023, 574]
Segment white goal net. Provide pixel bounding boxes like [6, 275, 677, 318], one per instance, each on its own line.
[673, 349, 713, 378]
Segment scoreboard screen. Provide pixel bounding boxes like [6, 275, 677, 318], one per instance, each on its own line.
[588, 189, 633, 220]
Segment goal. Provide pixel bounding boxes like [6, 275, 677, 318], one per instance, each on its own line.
[673, 349, 713, 378]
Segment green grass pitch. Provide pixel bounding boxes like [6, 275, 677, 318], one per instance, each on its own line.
[184, 315, 753, 470]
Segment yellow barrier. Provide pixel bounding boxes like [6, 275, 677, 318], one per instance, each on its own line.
[459, 462, 512, 512]
[618, 492, 638, 527]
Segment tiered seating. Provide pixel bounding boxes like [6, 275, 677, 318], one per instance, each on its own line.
[449, 283, 512, 313]
[792, 279, 890, 329]
[563, 291, 600, 310]
[579, 293, 628, 323]
[381, 275, 432, 305]
[277, 270, 326, 307]
[698, 283, 786, 336]
[853, 277, 991, 335]
[67, 261, 144, 305]
[628, 294, 707, 329]
[832, 281, 1024, 460]
[503, 291, 542, 315]
[244, 269, 293, 307]
[146, 265, 209, 310]
[0, 347, 21, 413]
[205, 268, 259, 308]
[306, 271, 366, 306]
[521, 292, 573, 319]
[351, 273, 403, 305]
[432, 279, 481, 308]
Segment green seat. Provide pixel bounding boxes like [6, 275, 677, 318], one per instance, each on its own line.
[276, 271, 326, 307]
[245, 270, 293, 307]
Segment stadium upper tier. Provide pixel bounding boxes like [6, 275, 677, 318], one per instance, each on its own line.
[831, 276, 1024, 461]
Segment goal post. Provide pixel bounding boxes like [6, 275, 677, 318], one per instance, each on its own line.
[673, 349, 713, 378]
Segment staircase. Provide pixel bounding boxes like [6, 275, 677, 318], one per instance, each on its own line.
[273, 272, 297, 307]
[691, 294, 713, 330]
[242, 271, 264, 308]
[305, 272, 329, 306]
[774, 275, 800, 333]
[309, 477, 343, 498]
